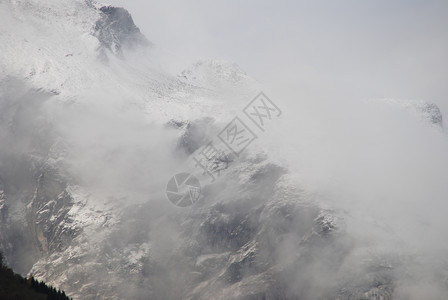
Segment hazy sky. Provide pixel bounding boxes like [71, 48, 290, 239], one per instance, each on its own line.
[107, 0, 448, 114]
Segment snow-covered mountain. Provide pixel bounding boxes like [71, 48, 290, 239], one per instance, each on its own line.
[1, 1, 448, 299]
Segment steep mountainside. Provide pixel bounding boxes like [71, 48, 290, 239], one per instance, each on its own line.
[0, 1, 447, 300]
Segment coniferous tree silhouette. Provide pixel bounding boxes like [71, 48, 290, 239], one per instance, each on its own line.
[0, 252, 72, 300]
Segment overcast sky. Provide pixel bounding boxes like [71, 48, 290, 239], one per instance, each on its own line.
[107, 0, 448, 113]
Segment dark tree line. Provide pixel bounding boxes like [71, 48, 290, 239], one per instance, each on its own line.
[0, 252, 72, 300]
[28, 276, 71, 300]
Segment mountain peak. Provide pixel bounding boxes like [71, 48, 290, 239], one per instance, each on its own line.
[94, 5, 150, 57]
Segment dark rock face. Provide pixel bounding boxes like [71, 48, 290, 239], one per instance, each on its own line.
[172, 117, 216, 155]
[127, 156, 348, 300]
[28, 173, 79, 253]
[417, 102, 443, 128]
[0, 80, 77, 274]
[94, 6, 150, 56]
[379, 99, 444, 129]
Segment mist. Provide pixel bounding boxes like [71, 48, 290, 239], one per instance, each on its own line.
[104, 0, 448, 297]
[1, 0, 448, 299]
[103, 0, 448, 251]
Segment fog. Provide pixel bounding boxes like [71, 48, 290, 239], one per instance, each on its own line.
[108, 0, 448, 109]
[1, 0, 448, 299]
[107, 0, 448, 249]
[104, 1, 448, 297]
